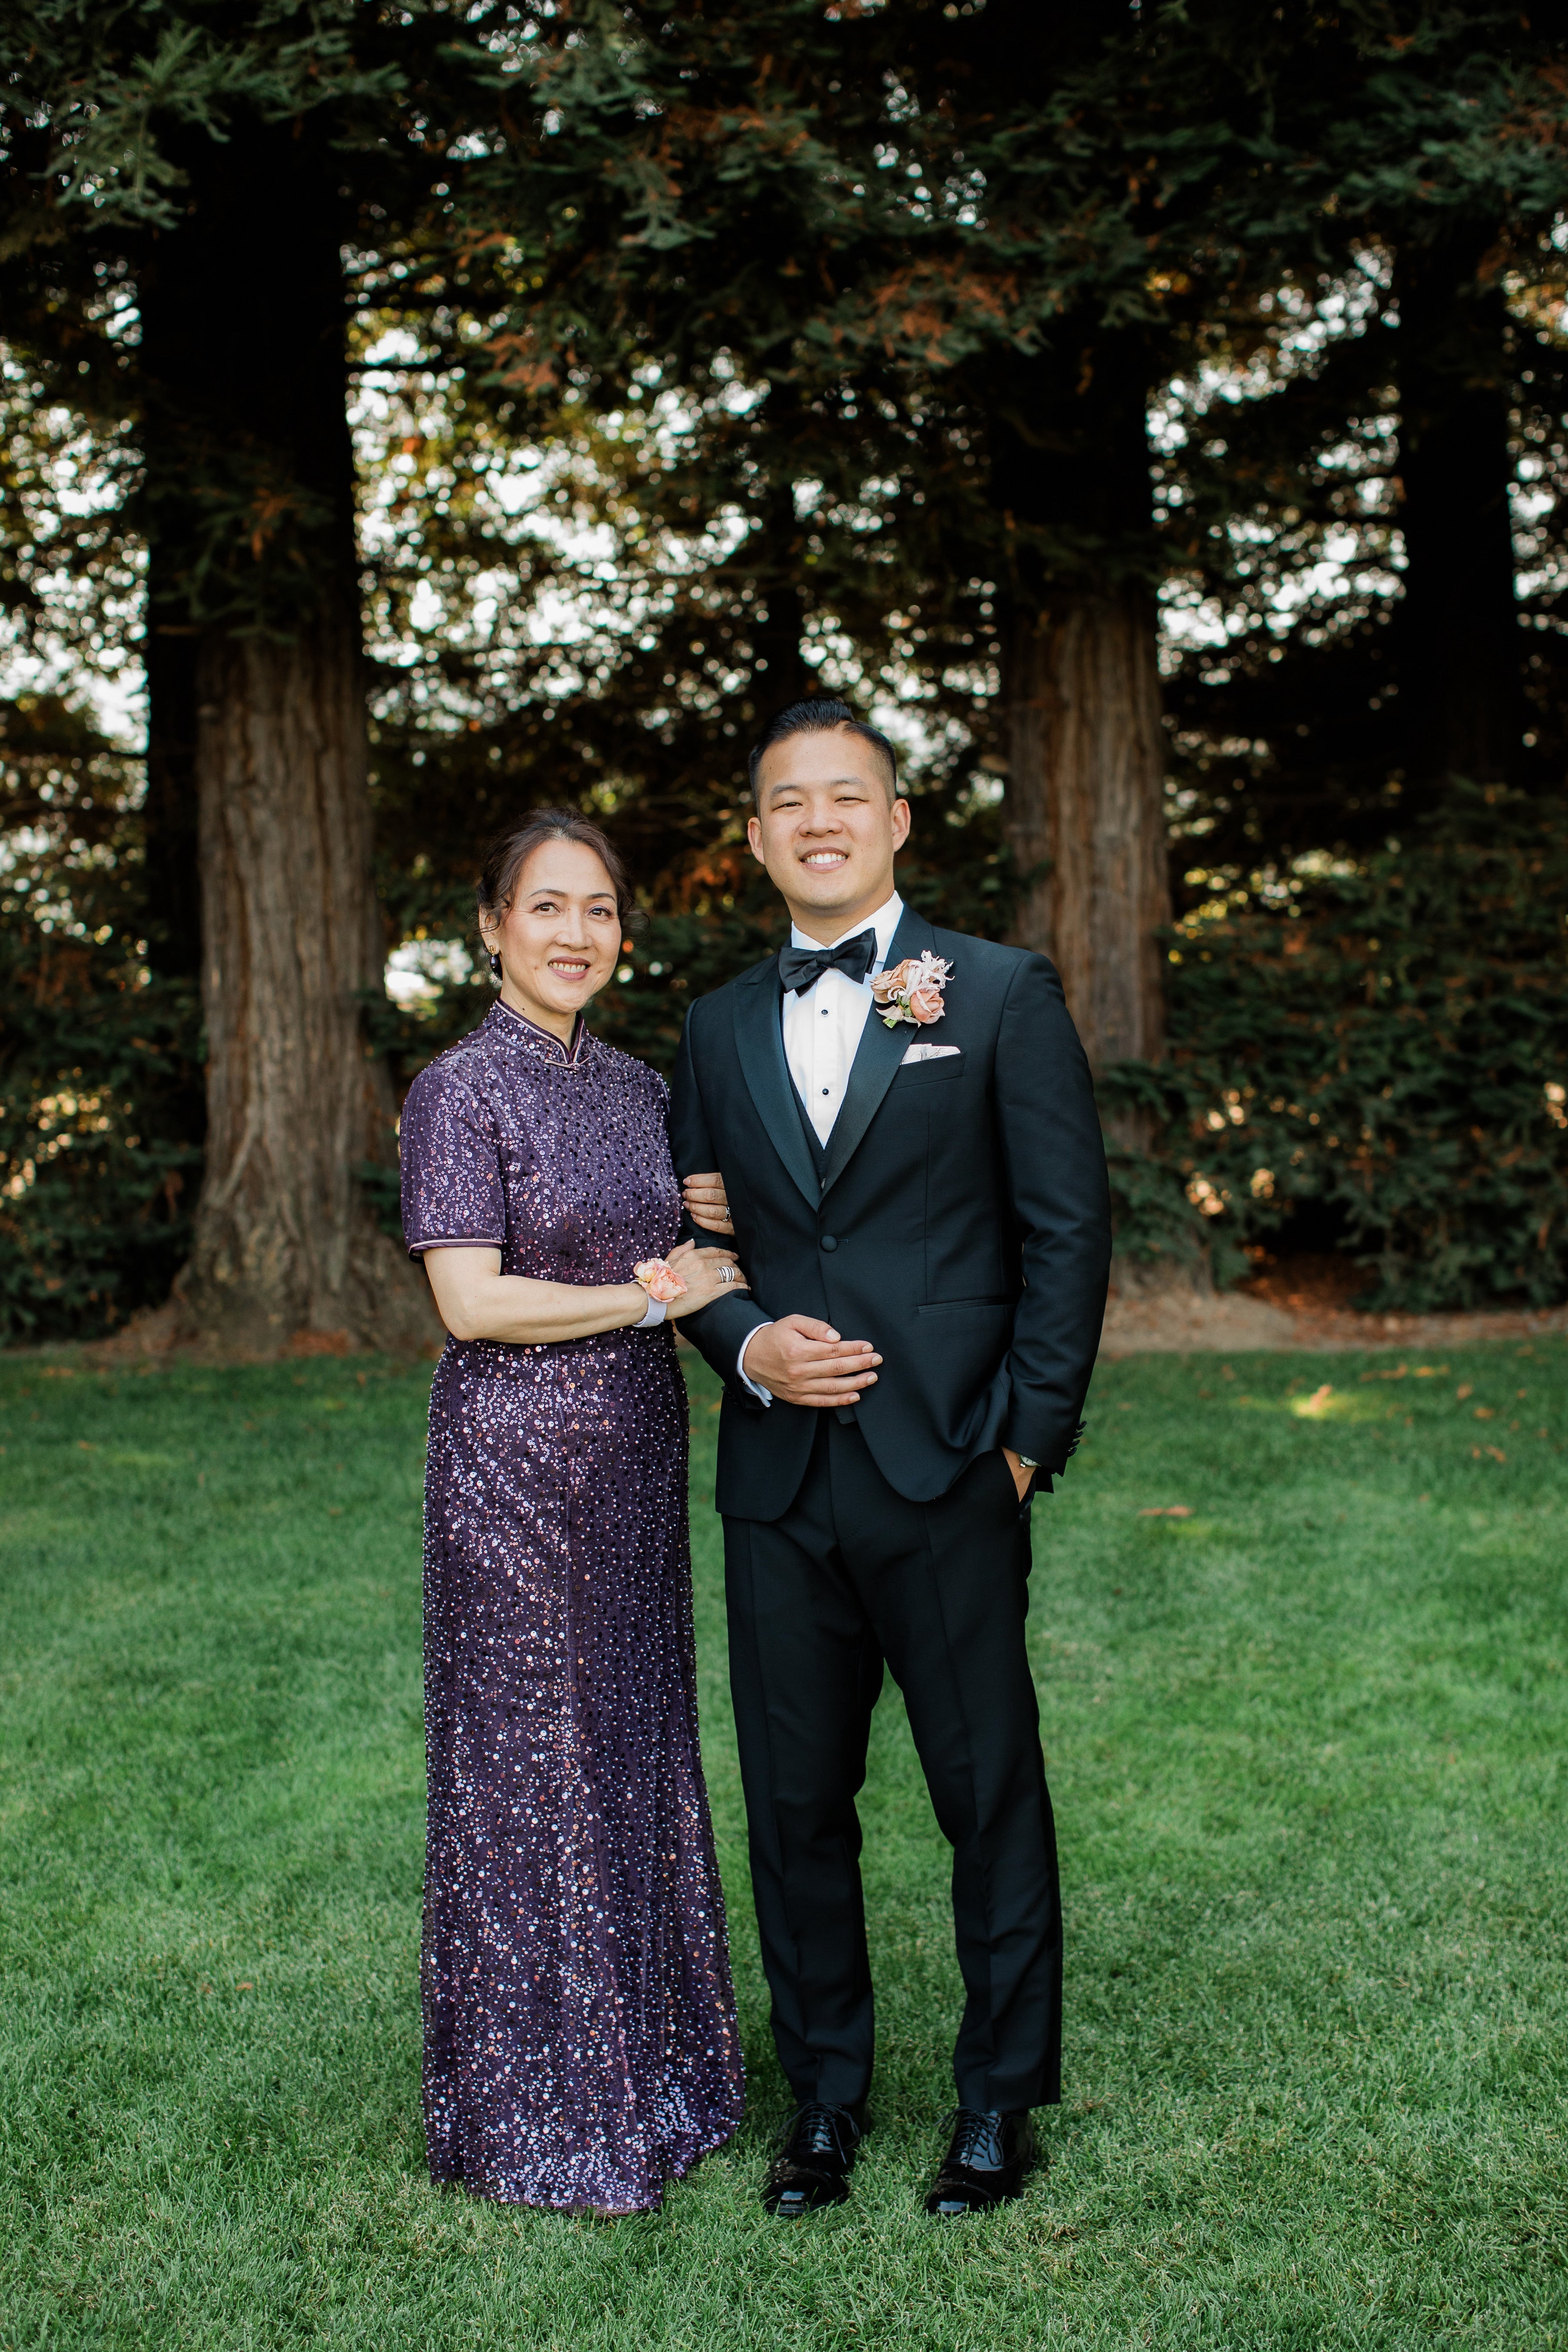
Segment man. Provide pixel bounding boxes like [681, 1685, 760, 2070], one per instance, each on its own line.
[670, 696, 1111, 2218]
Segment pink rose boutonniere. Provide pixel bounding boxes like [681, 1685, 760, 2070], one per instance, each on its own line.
[872, 950, 953, 1029]
[633, 1258, 687, 1303]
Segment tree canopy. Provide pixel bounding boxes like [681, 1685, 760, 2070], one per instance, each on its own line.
[3, 0, 1567, 1339]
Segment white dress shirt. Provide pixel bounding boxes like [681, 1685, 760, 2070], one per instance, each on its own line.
[736, 893, 903, 1400]
[784, 892, 904, 1145]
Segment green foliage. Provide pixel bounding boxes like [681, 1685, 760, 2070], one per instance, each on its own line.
[0, 696, 203, 1342]
[5, 0, 1568, 1340]
[0, 928, 202, 1342]
[2, 1345, 1566, 2344]
[1102, 787, 1568, 1309]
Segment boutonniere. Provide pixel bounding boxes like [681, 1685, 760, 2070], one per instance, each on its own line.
[871, 951, 953, 1029]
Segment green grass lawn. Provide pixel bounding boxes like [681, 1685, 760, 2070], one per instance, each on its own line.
[2, 1338, 1565, 2350]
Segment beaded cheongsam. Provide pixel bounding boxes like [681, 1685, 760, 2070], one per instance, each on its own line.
[400, 1000, 743, 2211]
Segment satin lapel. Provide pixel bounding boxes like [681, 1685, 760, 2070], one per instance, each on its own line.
[733, 957, 821, 1209]
[820, 905, 938, 1200]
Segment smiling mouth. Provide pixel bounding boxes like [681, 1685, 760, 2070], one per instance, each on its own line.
[548, 958, 591, 978]
[801, 850, 849, 869]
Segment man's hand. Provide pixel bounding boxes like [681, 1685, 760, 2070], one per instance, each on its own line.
[743, 1315, 881, 1408]
[1002, 1446, 1036, 1502]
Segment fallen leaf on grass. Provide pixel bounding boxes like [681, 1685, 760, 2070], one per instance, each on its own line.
[1414, 1365, 1448, 1377]
[328, 1506, 344, 1517]
[1473, 1406, 1495, 1420]
[1138, 1506, 1193, 1518]
[1456, 1383, 1473, 1401]
[236, 1982, 254, 1992]
[1292, 1383, 1335, 1419]
[1470, 1445, 1507, 1463]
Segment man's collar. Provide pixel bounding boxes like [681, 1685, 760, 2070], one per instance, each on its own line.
[788, 891, 903, 967]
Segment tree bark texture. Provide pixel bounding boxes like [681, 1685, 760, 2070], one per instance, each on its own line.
[1002, 589, 1169, 1073]
[176, 617, 428, 1351]
[978, 314, 1169, 1075]
[132, 112, 429, 1348]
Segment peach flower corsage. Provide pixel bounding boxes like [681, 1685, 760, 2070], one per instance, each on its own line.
[872, 950, 953, 1029]
[633, 1258, 688, 1303]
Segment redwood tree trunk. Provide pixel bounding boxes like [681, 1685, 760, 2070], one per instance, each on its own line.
[140, 623, 202, 981]
[1002, 588, 1169, 1072]
[1394, 230, 1525, 796]
[136, 111, 429, 1350]
[981, 315, 1169, 1076]
[176, 615, 427, 1350]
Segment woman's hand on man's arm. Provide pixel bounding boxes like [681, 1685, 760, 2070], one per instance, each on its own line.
[661, 1240, 750, 1319]
[421, 1242, 745, 1346]
[681, 1172, 734, 1236]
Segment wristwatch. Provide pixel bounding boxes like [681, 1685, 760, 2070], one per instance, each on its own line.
[1015, 1452, 1039, 1471]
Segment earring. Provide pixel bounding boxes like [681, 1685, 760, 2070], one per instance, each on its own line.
[489, 952, 502, 978]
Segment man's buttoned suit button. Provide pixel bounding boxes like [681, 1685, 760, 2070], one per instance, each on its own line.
[820, 1234, 838, 1252]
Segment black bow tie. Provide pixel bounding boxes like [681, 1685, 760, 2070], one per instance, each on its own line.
[778, 929, 878, 996]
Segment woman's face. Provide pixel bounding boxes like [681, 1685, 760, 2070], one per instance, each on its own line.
[481, 839, 622, 1036]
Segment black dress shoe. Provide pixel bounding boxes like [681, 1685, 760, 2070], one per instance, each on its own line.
[762, 2102, 867, 2216]
[924, 2108, 1036, 2217]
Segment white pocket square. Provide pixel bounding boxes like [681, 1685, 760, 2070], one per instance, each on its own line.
[900, 1042, 962, 1064]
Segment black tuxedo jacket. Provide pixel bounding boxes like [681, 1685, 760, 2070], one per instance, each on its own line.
[668, 903, 1112, 1522]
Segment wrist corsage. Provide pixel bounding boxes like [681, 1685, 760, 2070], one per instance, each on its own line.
[631, 1257, 686, 1330]
[633, 1259, 687, 1302]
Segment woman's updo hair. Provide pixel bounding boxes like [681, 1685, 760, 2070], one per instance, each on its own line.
[476, 808, 638, 937]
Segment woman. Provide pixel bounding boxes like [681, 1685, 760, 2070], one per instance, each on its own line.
[399, 809, 747, 2215]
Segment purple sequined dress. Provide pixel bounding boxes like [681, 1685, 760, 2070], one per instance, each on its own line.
[399, 998, 743, 2212]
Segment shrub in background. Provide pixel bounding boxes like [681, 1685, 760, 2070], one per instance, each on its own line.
[0, 928, 202, 1342]
[0, 701, 204, 1344]
[1099, 787, 1568, 1312]
[9, 770, 1563, 1338]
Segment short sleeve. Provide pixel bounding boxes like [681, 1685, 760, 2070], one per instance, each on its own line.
[399, 1054, 507, 1259]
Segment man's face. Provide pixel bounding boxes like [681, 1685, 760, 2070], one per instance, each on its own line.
[747, 726, 910, 933]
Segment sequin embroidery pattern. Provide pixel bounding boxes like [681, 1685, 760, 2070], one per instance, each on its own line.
[400, 999, 743, 2211]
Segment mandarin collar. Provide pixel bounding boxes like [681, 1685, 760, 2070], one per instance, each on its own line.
[486, 997, 594, 1068]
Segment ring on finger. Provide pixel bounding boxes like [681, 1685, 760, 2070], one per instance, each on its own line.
[717, 1263, 736, 1285]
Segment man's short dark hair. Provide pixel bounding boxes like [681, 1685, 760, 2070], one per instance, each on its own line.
[748, 697, 899, 799]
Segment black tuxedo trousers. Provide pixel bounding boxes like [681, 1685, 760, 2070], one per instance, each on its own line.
[725, 1414, 1061, 2114]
